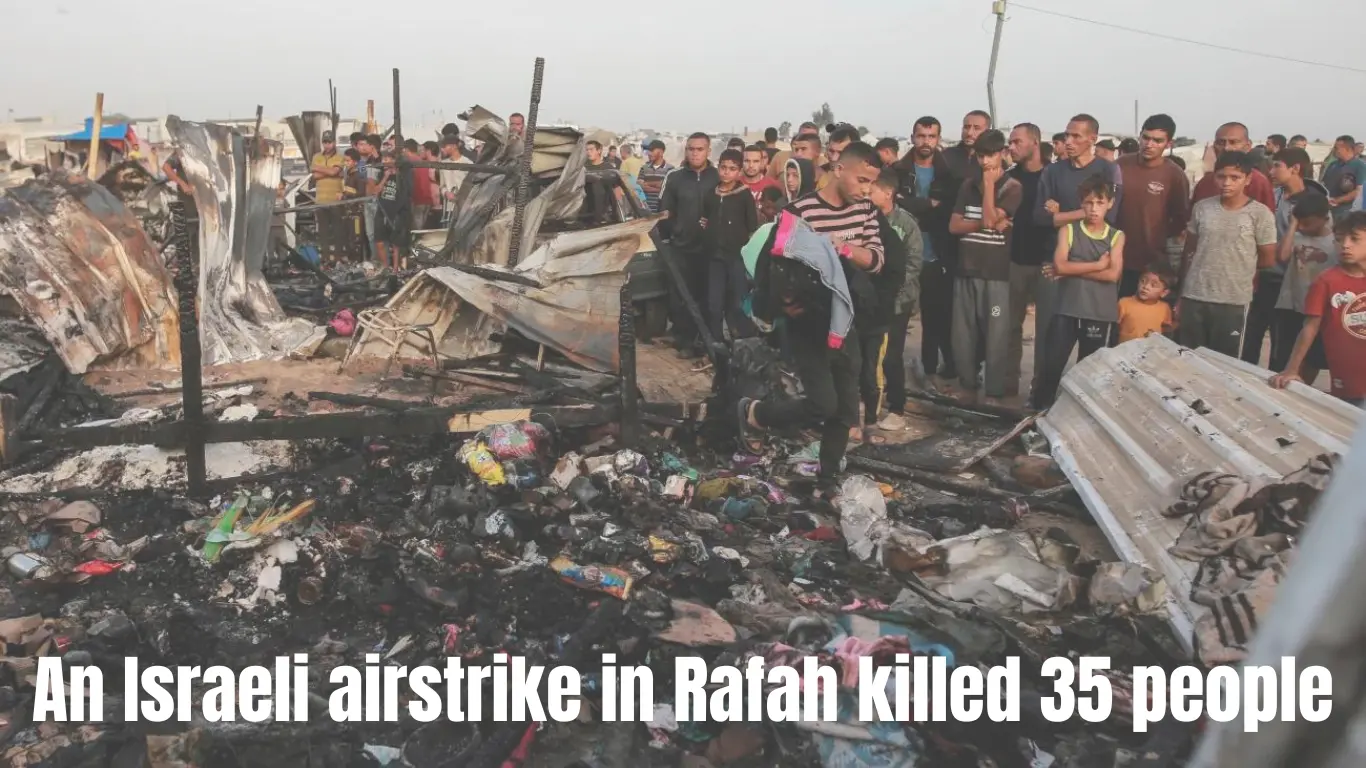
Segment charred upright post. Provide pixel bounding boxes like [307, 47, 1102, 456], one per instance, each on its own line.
[391, 68, 402, 140]
[618, 281, 640, 447]
[506, 57, 545, 268]
[170, 201, 207, 496]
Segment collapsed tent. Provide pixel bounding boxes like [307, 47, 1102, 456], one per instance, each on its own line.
[443, 105, 588, 265]
[347, 217, 656, 372]
[166, 116, 325, 365]
[0, 170, 180, 374]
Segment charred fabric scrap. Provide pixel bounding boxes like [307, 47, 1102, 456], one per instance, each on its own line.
[165, 116, 326, 365]
[0, 170, 181, 375]
[0, 366, 1216, 768]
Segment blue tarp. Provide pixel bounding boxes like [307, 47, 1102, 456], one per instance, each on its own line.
[54, 118, 129, 142]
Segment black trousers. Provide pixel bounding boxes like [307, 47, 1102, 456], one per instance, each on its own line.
[1241, 274, 1284, 366]
[919, 261, 954, 376]
[859, 330, 888, 425]
[665, 243, 708, 351]
[1036, 314, 1114, 409]
[755, 330, 861, 482]
[884, 309, 914, 414]
[707, 256, 758, 343]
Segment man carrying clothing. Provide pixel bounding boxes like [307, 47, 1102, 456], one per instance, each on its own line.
[893, 116, 960, 383]
[741, 142, 885, 493]
[659, 133, 720, 360]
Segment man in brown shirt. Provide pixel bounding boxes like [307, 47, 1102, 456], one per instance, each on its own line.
[1116, 114, 1191, 298]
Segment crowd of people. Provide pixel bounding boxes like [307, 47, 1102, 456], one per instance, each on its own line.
[304, 116, 527, 270]
[627, 113, 1366, 493]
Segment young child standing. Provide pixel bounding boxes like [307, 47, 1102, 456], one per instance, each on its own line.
[374, 149, 412, 272]
[704, 149, 760, 344]
[1271, 193, 1338, 378]
[869, 169, 924, 429]
[1178, 151, 1278, 357]
[947, 129, 1023, 405]
[1035, 176, 1125, 408]
[1271, 211, 1366, 408]
[1116, 265, 1175, 344]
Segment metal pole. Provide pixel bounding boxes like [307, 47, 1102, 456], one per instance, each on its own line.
[87, 93, 104, 179]
[1134, 100, 1139, 137]
[392, 68, 402, 139]
[250, 105, 264, 158]
[366, 100, 375, 134]
[171, 201, 207, 497]
[329, 79, 338, 135]
[618, 281, 639, 448]
[986, 0, 1008, 129]
[506, 57, 544, 268]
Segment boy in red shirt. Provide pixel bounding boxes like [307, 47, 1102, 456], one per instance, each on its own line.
[1271, 211, 1366, 407]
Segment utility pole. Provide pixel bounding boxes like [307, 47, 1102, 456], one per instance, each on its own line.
[986, 0, 1007, 128]
[1134, 100, 1139, 137]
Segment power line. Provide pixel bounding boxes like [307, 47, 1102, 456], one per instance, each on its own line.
[1012, 3, 1366, 75]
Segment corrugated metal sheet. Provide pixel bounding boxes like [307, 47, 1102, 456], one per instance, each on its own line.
[1039, 334, 1362, 654]
[166, 116, 324, 364]
[0, 170, 180, 373]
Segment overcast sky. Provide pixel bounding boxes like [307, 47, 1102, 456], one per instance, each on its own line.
[2, 0, 1360, 141]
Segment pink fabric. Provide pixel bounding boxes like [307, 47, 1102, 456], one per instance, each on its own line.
[329, 309, 356, 336]
[772, 210, 799, 255]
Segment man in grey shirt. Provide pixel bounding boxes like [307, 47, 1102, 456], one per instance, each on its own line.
[1179, 152, 1278, 357]
[1034, 114, 1124, 243]
[1031, 113, 1122, 407]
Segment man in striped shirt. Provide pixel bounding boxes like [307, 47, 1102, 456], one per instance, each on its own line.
[741, 141, 884, 492]
[638, 140, 673, 215]
[948, 129, 1023, 405]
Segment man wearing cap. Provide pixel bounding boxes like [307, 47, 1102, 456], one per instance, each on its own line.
[311, 131, 346, 257]
[638, 140, 673, 215]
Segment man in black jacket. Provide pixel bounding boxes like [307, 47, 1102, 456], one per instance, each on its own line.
[893, 116, 963, 382]
[660, 132, 720, 359]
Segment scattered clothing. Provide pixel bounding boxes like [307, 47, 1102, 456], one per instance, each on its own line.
[765, 210, 855, 348]
[1162, 456, 1335, 665]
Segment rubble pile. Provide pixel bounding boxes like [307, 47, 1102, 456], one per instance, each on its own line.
[0, 397, 1196, 768]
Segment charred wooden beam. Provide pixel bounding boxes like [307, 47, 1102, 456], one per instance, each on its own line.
[23, 403, 615, 454]
[506, 57, 544, 268]
[171, 201, 207, 497]
[618, 281, 639, 447]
